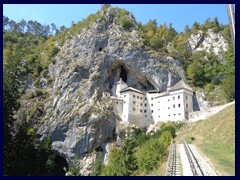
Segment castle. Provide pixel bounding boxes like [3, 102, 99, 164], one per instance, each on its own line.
[103, 79, 194, 127]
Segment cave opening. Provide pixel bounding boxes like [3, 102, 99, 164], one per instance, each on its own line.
[95, 146, 103, 152]
[52, 154, 69, 176]
[120, 66, 127, 83]
[99, 47, 102, 51]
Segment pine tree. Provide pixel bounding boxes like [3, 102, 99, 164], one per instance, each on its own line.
[121, 128, 138, 175]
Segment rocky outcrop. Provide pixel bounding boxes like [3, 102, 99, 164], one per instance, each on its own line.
[18, 6, 233, 175]
[13, 7, 185, 173]
[188, 29, 228, 56]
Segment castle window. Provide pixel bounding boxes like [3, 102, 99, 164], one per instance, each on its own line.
[186, 95, 188, 100]
[140, 103, 143, 106]
[168, 107, 170, 109]
[151, 97, 153, 100]
[174, 114, 176, 116]
[144, 110, 147, 113]
[186, 104, 188, 108]
[168, 115, 170, 117]
[140, 97, 142, 100]
[145, 97, 147, 100]
[158, 101, 160, 103]
[145, 104, 147, 106]
[116, 102, 118, 104]
[145, 115, 147, 117]
[133, 108, 136, 111]
[124, 95, 126, 97]
[133, 95, 135, 98]
[137, 96, 139, 99]
[140, 109, 142, 113]
[173, 104, 175, 108]
[158, 116, 160, 118]
[173, 96, 175, 100]
[178, 104, 181, 108]
[168, 99, 170, 101]
[133, 101, 136, 104]
[124, 101, 126, 103]
[178, 113, 181, 115]
[151, 110, 154, 113]
[151, 116, 153, 118]
[151, 104, 153, 107]
[178, 95, 180, 99]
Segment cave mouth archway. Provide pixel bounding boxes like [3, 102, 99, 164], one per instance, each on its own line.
[52, 155, 68, 176]
[109, 63, 129, 90]
[108, 63, 155, 92]
[120, 65, 127, 83]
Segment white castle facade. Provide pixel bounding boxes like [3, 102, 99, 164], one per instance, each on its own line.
[103, 79, 194, 127]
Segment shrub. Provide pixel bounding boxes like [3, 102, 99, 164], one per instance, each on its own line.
[120, 17, 133, 30]
[221, 75, 235, 102]
[159, 131, 173, 146]
[33, 78, 40, 86]
[102, 148, 128, 176]
[91, 152, 104, 176]
[205, 83, 215, 93]
[40, 69, 48, 77]
[136, 139, 167, 173]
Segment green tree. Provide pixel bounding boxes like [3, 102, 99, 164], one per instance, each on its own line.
[136, 138, 167, 173]
[191, 21, 200, 34]
[159, 131, 173, 145]
[121, 130, 138, 175]
[187, 59, 205, 87]
[102, 148, 128, 176]
[3, 47, 21, 175]
[92, 152, 104, 176]
[221, 45, 235, 101]
[184, 24, 191, 37]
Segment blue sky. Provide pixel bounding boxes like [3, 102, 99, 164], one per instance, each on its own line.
[3, 4, 230, 32]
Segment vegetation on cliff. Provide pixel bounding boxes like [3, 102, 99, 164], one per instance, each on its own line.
[3, 4, 234, 175]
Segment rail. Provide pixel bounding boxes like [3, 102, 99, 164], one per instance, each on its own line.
[165, 140, 173, 176]
[182, 139, 198, 176]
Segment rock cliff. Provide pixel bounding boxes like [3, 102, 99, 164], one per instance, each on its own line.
[188, 29, 228, 56]
[17, 6, 228, 175]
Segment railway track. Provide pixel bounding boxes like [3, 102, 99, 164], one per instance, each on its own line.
[166, 139, 217, 176]
[165, 142, 182, 176]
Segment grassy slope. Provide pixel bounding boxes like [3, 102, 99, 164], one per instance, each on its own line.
[175, 104, 235, 176]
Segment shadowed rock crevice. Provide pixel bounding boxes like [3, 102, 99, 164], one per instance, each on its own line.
[120, 65, 127, 83]
[108, 62, 156, 94]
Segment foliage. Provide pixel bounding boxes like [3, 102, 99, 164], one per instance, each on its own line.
[141, 21, 178, 51]
[131, 127, 150, 146]
[200, 17, 221, 33]
[4, 125, 67, 176]
[121, 130, 138, 175]
[102, 148, 128, 176]
[220, 45, 235, 101]
[66, 157, 81, 176]
[205, 83, 215, 93]
[136, 138, 167, 173]
[3, 43, 21, 175]
[159, 131, 173, 145]
[120, 16, 133, 30]
[92, 152, 104, 176]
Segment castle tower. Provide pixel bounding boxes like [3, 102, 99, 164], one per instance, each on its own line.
[116, 78, 128, 97]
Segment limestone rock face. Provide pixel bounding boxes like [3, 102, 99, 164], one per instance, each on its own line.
[188, 29, 228, 56]
[20, 7, 185, 174]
